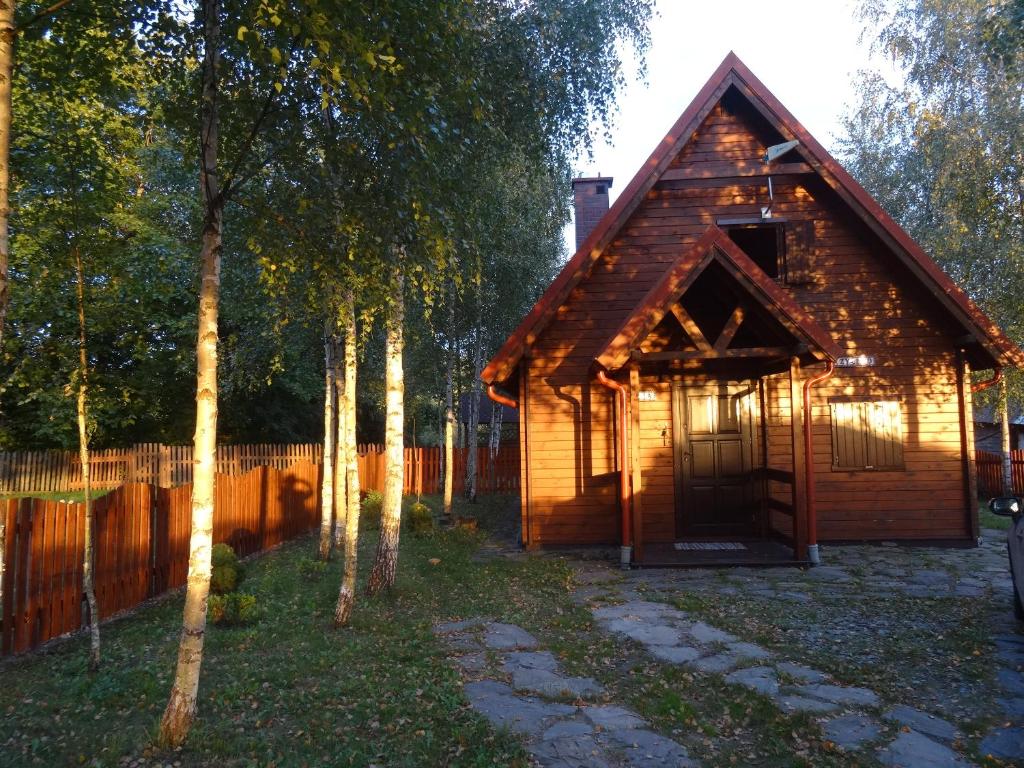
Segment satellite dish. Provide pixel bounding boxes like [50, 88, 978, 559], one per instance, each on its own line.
[764, 140, 800, 164]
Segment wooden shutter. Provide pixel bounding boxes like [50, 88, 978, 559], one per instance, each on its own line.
[830, 400, 904, 470]
[785, 220, 815, 284]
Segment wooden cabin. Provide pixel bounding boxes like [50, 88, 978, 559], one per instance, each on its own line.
[481, 53, 1024, 566]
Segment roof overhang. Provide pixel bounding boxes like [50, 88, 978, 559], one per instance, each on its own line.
[480, 52, 1023, 385]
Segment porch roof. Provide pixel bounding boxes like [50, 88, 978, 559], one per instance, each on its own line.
[594, 225, 844, 371]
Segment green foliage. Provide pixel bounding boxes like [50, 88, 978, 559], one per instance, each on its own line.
[297, 558, 329, 581]
[211, 543, 239, 569]
[360, 490, 384, 529]
[407, 501, 435, 535]
[207, 592, 259, 626]
[841, 0, 1024, 402]
[210, 544, 244, 595]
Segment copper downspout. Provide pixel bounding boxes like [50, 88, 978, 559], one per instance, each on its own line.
[596, 369, 632, 567]
[486, 384, 518, 409]
[803, 360, 835, 565]
[971, 367, 1002, 393]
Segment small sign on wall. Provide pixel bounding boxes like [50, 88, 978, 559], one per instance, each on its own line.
[638, 390, 657, 401]
[836, 354, 876, 368]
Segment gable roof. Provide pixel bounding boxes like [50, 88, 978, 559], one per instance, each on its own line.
[595, 226, 844, 371]
[481, 52, 1024, 385]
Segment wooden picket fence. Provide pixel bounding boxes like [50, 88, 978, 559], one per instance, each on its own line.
[357, 445, 519, 497]
[1, 461, 322, 656]
[0, 442, 519, 495]
[976, 449, 1024, 497]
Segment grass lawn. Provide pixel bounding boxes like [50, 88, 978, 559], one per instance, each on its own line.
[0, 488, 113, 502]
[1, 495, 865, 767]
[979, 501, 1012, 531]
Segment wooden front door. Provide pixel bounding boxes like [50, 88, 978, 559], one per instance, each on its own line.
[672, 382, 758, 538]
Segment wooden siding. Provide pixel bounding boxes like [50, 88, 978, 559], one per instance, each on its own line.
[523, 93, 972, 545]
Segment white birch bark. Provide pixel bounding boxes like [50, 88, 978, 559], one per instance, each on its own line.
[318, 325, 337, 561]
[443, 284, 455, 517]
[159, 0, 221, 746]
[334, 295, 360, 625]
[1001, 377, 1013, 495]
[74, 244, 100, 671]
[367, 267, 404, 595]
[333, 339, 346, 549]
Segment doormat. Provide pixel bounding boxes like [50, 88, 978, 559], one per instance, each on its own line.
[673, 542, 748, 551]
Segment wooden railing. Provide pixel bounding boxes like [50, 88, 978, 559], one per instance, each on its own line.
[1, 462, 322, 656]
[0, 443, 520, 495]
[976, 449, 1024, 497]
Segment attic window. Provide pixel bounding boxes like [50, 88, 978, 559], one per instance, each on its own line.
[596, 184, 607, 194]
[724, 224, 783, 278]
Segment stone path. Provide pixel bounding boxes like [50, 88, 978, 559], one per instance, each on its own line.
[434, 618, 699, 767]
[581, 595, 977, 766]
[981, 632, 1024, 761]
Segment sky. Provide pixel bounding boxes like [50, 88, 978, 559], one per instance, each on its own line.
[564, 0, 885, 253]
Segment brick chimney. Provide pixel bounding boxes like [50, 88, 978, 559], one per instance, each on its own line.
[572, 175, 613, 252]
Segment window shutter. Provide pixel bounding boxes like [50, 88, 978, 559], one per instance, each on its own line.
[785, 220, 815, 284]
[830, 400, 904, 470]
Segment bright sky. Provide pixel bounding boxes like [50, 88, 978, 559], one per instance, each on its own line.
[565, 0, 883, 254]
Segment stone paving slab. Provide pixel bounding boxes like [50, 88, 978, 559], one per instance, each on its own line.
[882, 705, 958, 744]
[823, 713, 882, 751]
[876, 729, 976, 767]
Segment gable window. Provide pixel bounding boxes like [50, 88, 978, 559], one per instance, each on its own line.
[723, 224, 783, 278]
[829, 399, 905, 471]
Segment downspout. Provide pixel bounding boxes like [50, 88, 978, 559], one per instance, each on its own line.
[803, 359, 835, 566]
[486, 384, 518, 409]
[596, 369, 632, 568]
[970, 366, 1002, 394]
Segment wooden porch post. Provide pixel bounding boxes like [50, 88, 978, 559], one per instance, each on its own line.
[956, 350, 979, 540]
[629, 363, 643, 564]
[789, 357, 808, 560]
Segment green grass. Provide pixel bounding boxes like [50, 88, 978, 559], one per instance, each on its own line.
[0, 488, 113, 502]
[0, 494, 865, 767]
[979, 501, 1012, 531]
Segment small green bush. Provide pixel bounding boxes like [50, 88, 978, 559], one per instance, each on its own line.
[361, 490, 384, 529]
[408, 501, 434, 534]
[298, 558, 329, 581]
[208, 593, 259, 626]
[211, 543, 239, 569]
[210, 564, 238, 594]
[209, 543, 244, 594]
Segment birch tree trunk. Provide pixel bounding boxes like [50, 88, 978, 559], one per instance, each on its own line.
[443, 286, 455, 517]
[318, 325, 337, 561]
[1001, 376, 1013, 495]
[0, 0, 13, 614]
[74, 244, 100, 671]
[333, 340, 346, 549]
[334, 295, 360, 625]
[464, 324, 483, 501]
[159, 0, 222, 746]
[366, 268, 404, 595]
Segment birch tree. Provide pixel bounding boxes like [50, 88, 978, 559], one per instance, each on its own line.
[158, 0, 223, 745]
[334, 293, 361, 625]
[366, 266, 405, 595]
[317, 320, 338, 560]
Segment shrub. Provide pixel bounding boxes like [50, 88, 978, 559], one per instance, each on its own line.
[208, 593, 259, 626]
[298, 558, 329, 581]
[210, 564, 239, 594]
[361, 490, 384, 529]
[408, 501, 434, 534]
[209, 543, 244, 594]
[211, 543, 238, 569]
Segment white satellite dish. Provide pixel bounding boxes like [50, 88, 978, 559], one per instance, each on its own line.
[764, 140, 800, 164]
